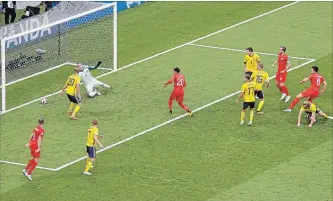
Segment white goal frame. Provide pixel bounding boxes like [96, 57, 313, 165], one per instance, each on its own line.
[1, 2, 118, 113]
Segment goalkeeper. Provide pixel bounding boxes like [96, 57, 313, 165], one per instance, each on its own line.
[77, 61, 110, 98]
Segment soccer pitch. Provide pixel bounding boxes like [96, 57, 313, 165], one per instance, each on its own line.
[1, 2, 332, 201]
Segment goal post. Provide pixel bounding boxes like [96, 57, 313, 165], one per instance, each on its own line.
[0, 2, 118, 113]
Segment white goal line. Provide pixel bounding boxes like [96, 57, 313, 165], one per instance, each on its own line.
[0, 159, 57, 171]
[53, 58, 316, 171]
[187, 44, 314, 61]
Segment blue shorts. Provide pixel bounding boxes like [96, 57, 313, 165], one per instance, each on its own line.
[255, 90, 264, 99]
[86, 146, 96, 158]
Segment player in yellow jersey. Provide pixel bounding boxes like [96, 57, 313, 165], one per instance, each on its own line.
[60, 67, 82, 120]
[244, 47, 260, 76]
[236, 74, 256, 126]
[84, 119, 104, 175]
[297, 101, 330, 128]
[251, 63, 270, 114]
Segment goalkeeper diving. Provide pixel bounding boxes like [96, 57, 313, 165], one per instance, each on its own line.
[77, 61, 110, 97]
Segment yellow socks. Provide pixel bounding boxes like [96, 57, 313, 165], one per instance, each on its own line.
[322, 113, 328, 119]
[68, 103, 75, 112]
[84, 161, 93, 172]
[250, 110, 254, 122]
[73, 105, 81, 116]
[241, 111, 245, 121]
[257, 100, 264, 112]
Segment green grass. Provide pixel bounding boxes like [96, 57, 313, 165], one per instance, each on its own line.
[1, 2, 332, 201]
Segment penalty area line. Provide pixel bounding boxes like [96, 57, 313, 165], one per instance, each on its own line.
[54, 59, 315, 172]
[0, 160, 57, 171]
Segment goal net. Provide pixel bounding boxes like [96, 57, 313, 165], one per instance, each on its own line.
[0, 1, 117, 113]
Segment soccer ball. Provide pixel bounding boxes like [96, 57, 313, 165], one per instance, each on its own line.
[41, 97, 47, 104]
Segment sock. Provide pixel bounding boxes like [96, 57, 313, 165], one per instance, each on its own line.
[281, 86, 289, 96]
[25, 159, 34, 171]
[68, 103, 75, 112]
[72, 105, 81, 116]
[179, 102, 189, 112]
[168, 99, 173, 111]
[257, 100, 264, 112]
[277, 85, 283, 93]
[85, 158, 90, 167]
[322, 113, 328, 118]
[27, 161, 37, 175]
[250, 110, 254, 122]
[241, 111, 245, 121]
[289, 97, 300, 109]
[84, 161, 93, 172]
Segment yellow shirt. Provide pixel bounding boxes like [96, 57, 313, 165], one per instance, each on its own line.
[65, 74, 81, 96]
[86, 126, 99, 147]
[244, 53, 260, 72]
[241, 81, 256, 102]
[300, 103, 317, 113]
[251, 70, 269, 90]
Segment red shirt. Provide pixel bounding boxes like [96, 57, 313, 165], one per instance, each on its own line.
[277, 53, 289, 71]
[166, 73, 187, 91]
[308, 73, 325, 91]
[30, 125, 45, 145]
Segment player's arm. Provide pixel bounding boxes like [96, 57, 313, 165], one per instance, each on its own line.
[60, 81, 69, 95]
[272, 59, 278, 67]
[94, 133, 104, 149]
[243, 56, 248, 72]
[299, 76, 310, 84]
[257, 55, 261, 64]
[236, 86, 245, 102]
[88, 61, 103, 70]
[308, 112, 316, 127]
[25, 132, 33, 147]
[75, 81, 81, 101]
[297, 108, 304, 127]
[284, 57, 291, 72]
[321, 80, 327, 94]
[36, 135, 43, 152]
[265, 74, 270, 88]
[163, 76, 174, 88]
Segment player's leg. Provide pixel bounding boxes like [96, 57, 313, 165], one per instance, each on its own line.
[67, 94, 76, 114]
[308, 91, 319, 103]
[177, 93, 192, 116]
[86, 85, 98, 98]
[70, 96, 81, 119]
[285, 90, 308, 111]
[279, 73, 290, 102]
[94, 80, 110, 88]
[275, 75, 284, 95]
[84, 147, 96, 175]
[23, 146, 36, 175]
[248, 102, 255, 125]
[256, 91, 264, 114]
[317, 109, 329, 119]
[240, 103, 247, 125]
[169, 91, 176, 113]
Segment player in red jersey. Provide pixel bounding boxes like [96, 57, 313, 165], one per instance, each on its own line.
[285, 66, 327, 112]
[272, 46, 292, 102]
[22, 118, 45, 181]
[163, 67, 192, 116]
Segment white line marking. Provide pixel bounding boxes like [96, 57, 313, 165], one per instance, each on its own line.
[188, 44, 314, 61]
[54, 59, 315, 171]
[0, 1, 299, 115]
[0, 160, 57, 171]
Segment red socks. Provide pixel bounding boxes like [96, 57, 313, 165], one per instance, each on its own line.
[281, 86, 289, 96]
[25, 159, 34, 171]
[179, 102, 189, 112]
[27, 161, 37, 175]
[289, 97, 300, 109]
[168, 98, 173, 111]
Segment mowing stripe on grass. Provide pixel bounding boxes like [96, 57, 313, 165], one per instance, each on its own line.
[54, 59, 315, 171]
[188, 44, 314, 61]
[0, 1, 299, 115]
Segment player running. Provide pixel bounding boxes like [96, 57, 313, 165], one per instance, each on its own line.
[244, 47, 260, 76]
[77, 61, 110, 98]
[285, 66, 327, 112]
[84, 119, 104, 175]
[297, 101, 330, 127]
[163, 67, 192, 116]
[22, 118, 45, 181]
[272, 46, 291, 102]
[251, 63, 270, 114]
[60, 67, 81, 120]
[236, 74, 256, 126]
